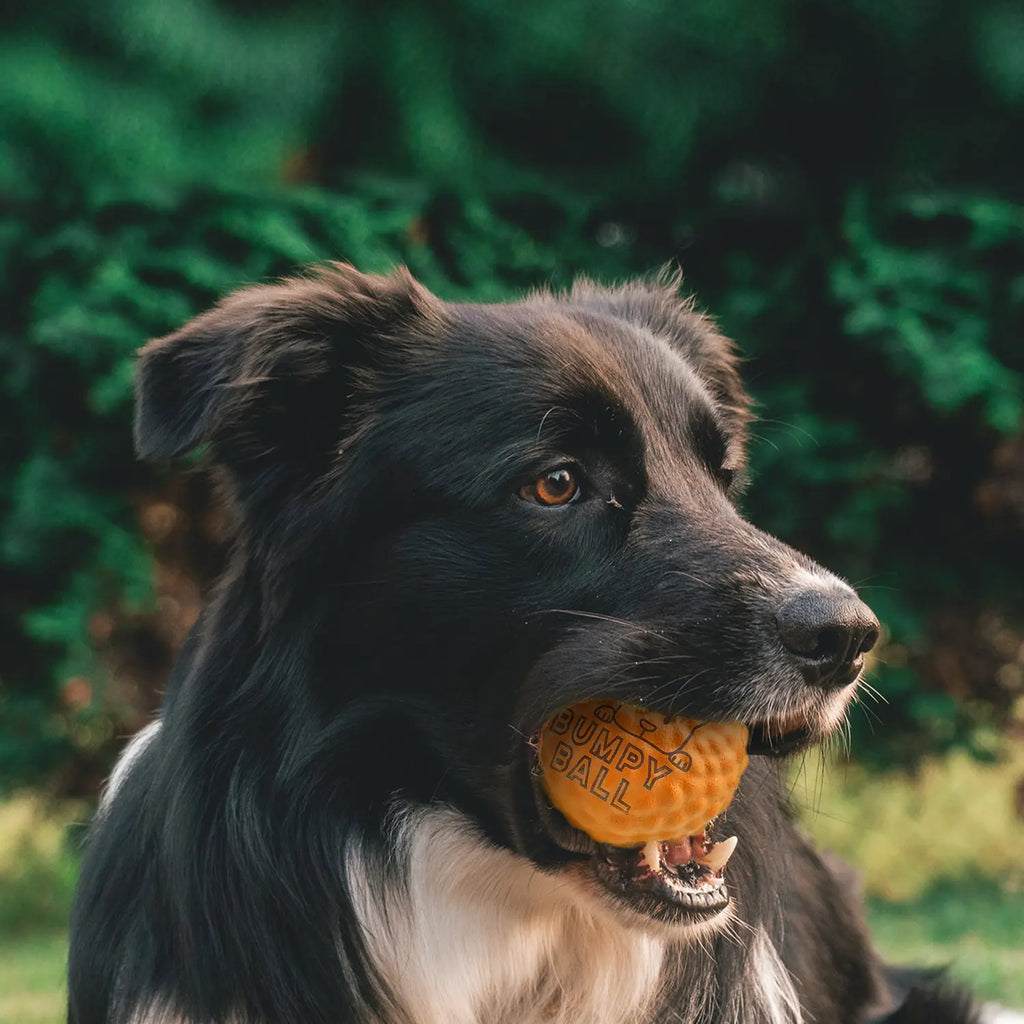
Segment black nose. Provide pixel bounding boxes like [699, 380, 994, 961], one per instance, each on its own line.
[775, 587, 879, 688]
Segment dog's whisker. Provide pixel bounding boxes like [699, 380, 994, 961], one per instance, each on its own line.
[856, 679, 888, 705]
[850, 693, 884, 732]
[534, 608, 666, 639]
[536, 406, 560, 442]
[644, 668, 717, 711]
[753, 417, 823, 447]
[661, 569, 716, 589]
[745, 430, 781, 454]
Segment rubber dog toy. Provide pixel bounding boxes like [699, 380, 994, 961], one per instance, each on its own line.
[539, 700, 748, 847]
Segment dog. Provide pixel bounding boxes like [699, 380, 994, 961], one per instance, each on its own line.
[68, 265, 979, 1024]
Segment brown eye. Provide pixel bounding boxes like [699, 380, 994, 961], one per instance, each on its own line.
[520, 467, 580, 506]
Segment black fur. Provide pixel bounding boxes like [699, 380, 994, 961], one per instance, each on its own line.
[68, 266, 978, 1024]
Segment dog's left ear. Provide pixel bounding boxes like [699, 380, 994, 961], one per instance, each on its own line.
[135, 264, 444, 479]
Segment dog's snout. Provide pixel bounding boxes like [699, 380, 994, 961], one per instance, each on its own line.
[775, 587, 879, 688]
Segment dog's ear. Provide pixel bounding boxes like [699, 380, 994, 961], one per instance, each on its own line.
[135, 264, 443, 469]
[569, 271, 752, 450]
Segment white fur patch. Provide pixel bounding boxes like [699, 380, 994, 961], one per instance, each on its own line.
[734, 925, 803, 1024]
[102, 719, 161, 810]
[348, 805, 804, 1024]
[348, 806, 666, 1024]
[983, 1005, 1024, 1024]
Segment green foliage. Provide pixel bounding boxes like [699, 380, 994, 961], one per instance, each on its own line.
[1, 0, 1023, 784]
[794, 747, 1024, 901]
[835, 192, 1024, 432]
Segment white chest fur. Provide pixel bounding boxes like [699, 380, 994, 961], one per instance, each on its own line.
[348, 806, 669, 1024]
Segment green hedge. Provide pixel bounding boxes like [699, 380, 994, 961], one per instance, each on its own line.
[2, 0, 1023, 787]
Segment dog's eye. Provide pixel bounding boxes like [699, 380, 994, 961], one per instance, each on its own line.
[519, 467, 580, 506]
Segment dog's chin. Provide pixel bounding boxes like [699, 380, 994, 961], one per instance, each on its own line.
[519, 683, 859, 930]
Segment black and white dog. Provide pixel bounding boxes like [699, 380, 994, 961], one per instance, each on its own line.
[69, 266, 977, 1024]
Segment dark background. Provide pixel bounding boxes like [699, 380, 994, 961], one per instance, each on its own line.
[2, 0, 1023, 795]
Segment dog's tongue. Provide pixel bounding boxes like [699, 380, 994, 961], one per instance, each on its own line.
[662, 838, 694, 866]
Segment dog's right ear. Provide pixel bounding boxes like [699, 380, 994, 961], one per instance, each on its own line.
[134, 264, 443, 463]
[134, 303, 241, 461]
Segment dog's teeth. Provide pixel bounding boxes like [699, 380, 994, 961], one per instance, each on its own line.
[642, 839, 662, 873]
[695, 835, 738, 872]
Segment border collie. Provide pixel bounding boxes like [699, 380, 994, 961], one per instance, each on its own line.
[68, 266, 978, 1024]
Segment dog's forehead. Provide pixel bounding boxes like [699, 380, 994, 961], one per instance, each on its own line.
[434, 301, 724, 446]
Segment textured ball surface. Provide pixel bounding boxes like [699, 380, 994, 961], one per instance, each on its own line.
[539, 701, 749, 847]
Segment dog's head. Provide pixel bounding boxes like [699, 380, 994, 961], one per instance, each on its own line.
[136, 264, 878, 930]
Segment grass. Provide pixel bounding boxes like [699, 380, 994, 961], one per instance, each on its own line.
[0, 932, 65, 1024]
[869, 884, 1024, 1006]
[789, 744, 1024, 900]
[789, 743, 1024, 1006]
[2, 743, 1023, 1019]
[0, 797, 81, 1024]
[1, 892, 1020, 1023]
[0, 796, 83, 936]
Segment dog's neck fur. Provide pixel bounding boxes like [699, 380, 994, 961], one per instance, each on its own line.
[349, 806, 803, 1024]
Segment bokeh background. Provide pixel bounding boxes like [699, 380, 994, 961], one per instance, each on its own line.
[2, 1, 1024, 1019]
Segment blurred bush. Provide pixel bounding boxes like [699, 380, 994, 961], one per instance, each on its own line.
[0, 797, 81, 934]
[795, 744, 1024, 901]
[1, 0, 1023, 790]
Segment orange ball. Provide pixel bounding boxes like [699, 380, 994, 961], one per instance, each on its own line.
[539, 701, 748, 847]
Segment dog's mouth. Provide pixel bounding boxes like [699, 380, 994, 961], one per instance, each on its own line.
[524, 741, 736, 923]
[523, 707, 817, 923]
[589, 830, 736, 920]
[745, 709, 815, 757]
